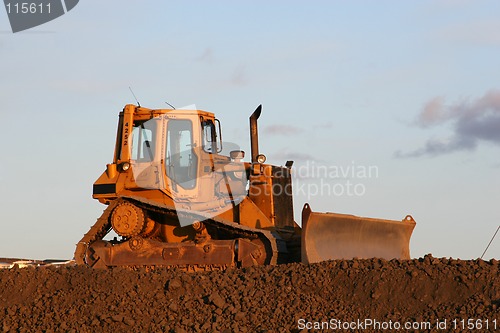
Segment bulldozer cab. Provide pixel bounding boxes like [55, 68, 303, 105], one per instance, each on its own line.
[97, 104, 247, 213]
[126, 107, 216, 198]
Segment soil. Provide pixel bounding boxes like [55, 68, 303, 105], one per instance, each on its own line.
[1, 255, 499, 332]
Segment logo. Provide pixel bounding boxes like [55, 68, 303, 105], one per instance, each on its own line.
[3, 0, 79, 33]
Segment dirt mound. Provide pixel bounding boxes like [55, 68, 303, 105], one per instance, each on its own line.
[1, 255, 499, 332]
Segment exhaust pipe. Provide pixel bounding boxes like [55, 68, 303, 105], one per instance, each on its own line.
[249, 105, 262, 163]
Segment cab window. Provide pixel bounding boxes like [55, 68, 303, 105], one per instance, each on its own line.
[166, 119, 197, 189]
[131, 121, 156, 162]
[202, 120, 216, 153]
[202, 119, 222, 153]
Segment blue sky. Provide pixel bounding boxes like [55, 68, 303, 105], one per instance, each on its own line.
[1, 1, 499, 260]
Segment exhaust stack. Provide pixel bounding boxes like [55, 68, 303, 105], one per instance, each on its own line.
[249, 105, 262, 163]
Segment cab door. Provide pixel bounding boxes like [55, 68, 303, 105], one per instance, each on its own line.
[164, 115, 200, 200]
[128, 116, 164, 190]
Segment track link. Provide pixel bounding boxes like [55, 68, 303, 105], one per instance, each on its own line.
[74, 201, 119, 265]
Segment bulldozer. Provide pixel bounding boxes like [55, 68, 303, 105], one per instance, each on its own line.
[74, 104, 416, 270]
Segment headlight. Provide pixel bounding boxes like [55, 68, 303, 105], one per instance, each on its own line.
[256, 154, 266, 164]
[121, 162, 130, 171]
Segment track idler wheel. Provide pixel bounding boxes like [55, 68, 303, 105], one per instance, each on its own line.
[111, 201, 146, 237]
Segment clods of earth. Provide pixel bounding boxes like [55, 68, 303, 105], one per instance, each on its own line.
[1, 255, 499, 332]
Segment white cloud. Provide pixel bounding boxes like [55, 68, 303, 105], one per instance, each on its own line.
[264, 124, 303, 136]
[194, 47, 214, 63]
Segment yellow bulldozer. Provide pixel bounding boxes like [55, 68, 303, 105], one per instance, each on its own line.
[74, 104, 415, 269]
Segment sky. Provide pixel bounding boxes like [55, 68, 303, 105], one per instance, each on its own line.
[0, 1, 499, 260]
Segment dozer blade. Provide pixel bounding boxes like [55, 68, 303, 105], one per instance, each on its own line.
[301, 203, 416, 263]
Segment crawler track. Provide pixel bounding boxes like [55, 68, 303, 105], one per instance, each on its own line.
[74, 197, 284, 270]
